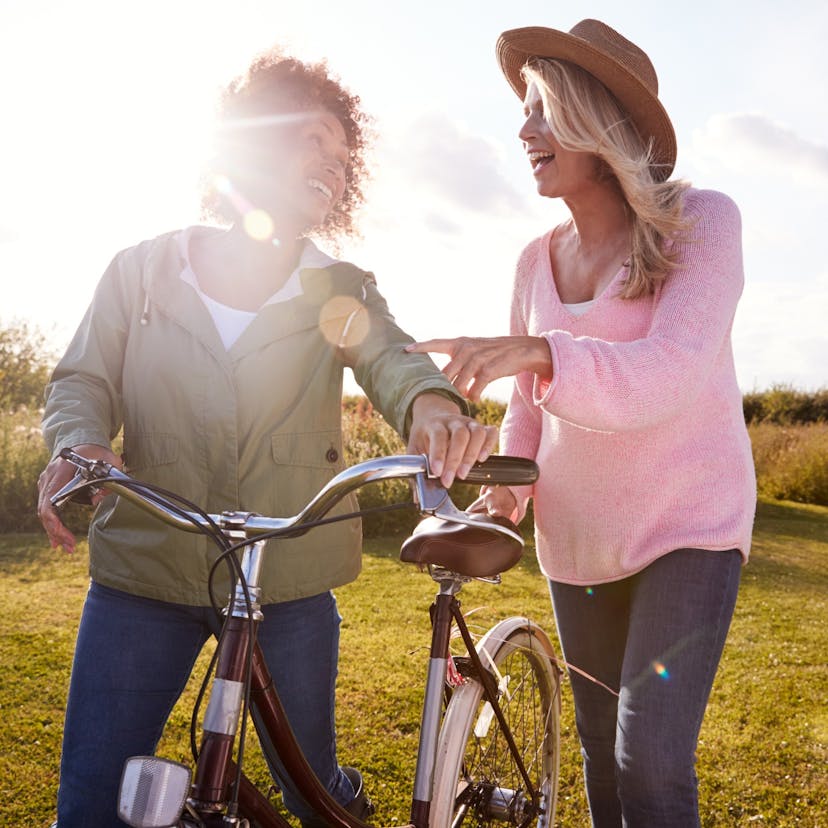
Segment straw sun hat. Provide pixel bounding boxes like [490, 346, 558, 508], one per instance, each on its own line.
[496, 19, 677, 179]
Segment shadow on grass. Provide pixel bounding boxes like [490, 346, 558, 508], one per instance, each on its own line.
[755, 498, 828, 534]
[748, 499, 828, 592]
[0, 533, 76, 577]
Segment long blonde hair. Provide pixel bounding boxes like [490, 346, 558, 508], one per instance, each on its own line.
[522, 59, 692, 298]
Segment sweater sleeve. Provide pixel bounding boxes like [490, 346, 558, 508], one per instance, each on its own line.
[42, 250, 136, 458]
[535, 189, 744, 432]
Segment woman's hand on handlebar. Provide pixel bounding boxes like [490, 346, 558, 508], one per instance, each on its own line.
[468, 485, 519, 522]
[37, 443, 123, 553]
[407, 393, 498, 488]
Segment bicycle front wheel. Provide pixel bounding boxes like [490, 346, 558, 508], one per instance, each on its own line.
[429, 617, 561, 828]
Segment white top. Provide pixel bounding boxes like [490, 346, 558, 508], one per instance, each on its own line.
[562, 299, 595, 317]
[176, 228, 338, 349]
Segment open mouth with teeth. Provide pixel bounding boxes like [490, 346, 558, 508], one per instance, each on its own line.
[528, 151, 556, 173]
[308, 178, 333, 201]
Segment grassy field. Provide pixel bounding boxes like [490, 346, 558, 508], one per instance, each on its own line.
[1, 498, 826, 827]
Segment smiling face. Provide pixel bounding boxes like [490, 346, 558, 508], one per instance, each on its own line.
[519, 79, 601, 201]
[286, 110, 350, 231]
[222, 108, 350, 237]
[203, 52, 370, 241]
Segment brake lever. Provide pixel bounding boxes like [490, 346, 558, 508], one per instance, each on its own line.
[413, 471, 451, 514]
[51, 470, 102, 509]
[51, 449, 117, 509]
[59, 447, 116, 475]
[413, 457, 523, 543]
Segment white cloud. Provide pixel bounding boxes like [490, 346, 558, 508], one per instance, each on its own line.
[379, 112, 526, 218]
[689, 113, 828, 189]
[0, 226, 20, 244]
[734, 268, 828, 391]
[422, 212, 464, 236]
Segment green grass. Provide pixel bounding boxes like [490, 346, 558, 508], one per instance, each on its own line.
[1, 499, 826, 827]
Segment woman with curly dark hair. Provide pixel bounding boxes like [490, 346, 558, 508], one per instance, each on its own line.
[37, 49, 496, 827]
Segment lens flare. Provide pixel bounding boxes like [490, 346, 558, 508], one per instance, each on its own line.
[216, 111, 321, 131]
[585, 587, 594, 596]
[652, 660, 670, 680]
[212, 172, 256, 218]
[243, 209, 274, 241]
[319, 295, 370, 348]
[214, 174, 232, 195]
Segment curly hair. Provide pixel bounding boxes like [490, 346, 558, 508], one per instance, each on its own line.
[523, 59, 692, 298]
[202, 48, 372, 241]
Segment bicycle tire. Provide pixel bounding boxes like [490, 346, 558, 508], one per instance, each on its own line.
[429, 617, 561, 828]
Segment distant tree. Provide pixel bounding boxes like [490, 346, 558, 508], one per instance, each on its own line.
[0, 320, 55, 410]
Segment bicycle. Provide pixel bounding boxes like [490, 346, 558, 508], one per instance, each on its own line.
[52, 448, 562, 828]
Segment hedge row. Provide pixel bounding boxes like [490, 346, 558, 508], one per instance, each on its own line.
[743, 385, 828, 425]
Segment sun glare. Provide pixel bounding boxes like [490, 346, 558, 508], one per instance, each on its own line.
[243, 209, 275, 241]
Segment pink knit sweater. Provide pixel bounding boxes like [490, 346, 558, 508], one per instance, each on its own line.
[501, 188, 756, 585]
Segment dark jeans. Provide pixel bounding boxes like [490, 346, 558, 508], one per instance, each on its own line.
[55, 582, 355, 827]
[549, 548, 742, 828]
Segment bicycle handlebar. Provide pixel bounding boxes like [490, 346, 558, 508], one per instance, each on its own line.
[455, 454, 539, 486]
[51, 449, 539, 541]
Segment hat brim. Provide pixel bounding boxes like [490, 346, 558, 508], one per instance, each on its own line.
[496, 26, 676, 180]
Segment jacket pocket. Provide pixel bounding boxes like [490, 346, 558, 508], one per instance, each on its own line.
[122, 432, 180, 473]
[270, 431, 344, 471]
[270, 431, 345, 514]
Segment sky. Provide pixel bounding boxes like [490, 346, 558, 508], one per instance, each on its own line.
[1, 0, 826, 402]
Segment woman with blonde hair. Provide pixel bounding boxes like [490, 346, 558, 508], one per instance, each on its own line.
[407, 19, 755, 827]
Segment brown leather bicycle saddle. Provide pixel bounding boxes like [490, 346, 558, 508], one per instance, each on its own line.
[400, 513, 524, 577]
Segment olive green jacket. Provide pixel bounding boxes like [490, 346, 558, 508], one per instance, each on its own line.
[43, 228, 463, 604]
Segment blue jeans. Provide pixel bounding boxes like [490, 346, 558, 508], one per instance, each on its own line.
[55, 582, 355, 827]
[549, 548, 742, 828]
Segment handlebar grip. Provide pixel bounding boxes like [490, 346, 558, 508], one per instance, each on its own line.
[461, 455, 539, 486]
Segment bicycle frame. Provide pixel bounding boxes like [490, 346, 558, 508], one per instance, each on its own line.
[52, 450, 541, 828]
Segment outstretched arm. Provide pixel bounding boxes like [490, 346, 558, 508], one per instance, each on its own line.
[404, 335, 553, 402]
